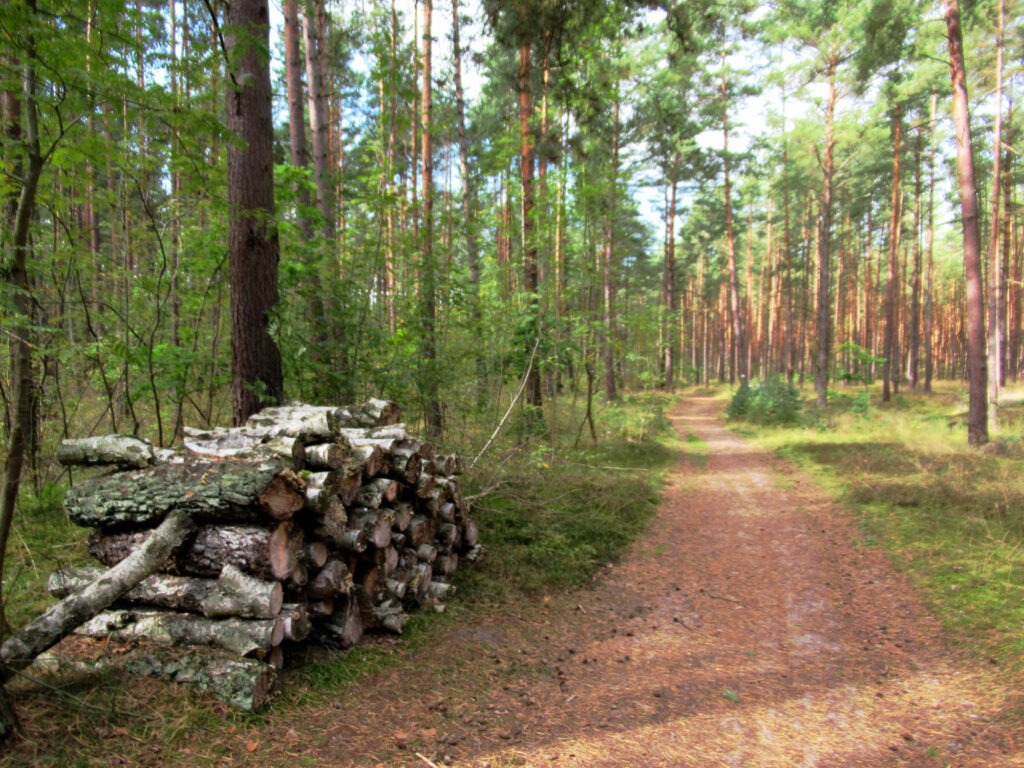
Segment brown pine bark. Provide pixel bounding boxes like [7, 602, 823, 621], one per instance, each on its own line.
[603, 97, 620, 401]
[226, 0, 284, 425]
[722, 67, 746, 385]
[987, 0, 1005, 430]
[663, 154, 680, 391]
[908, 126, 923, 389]
[815, 57, 838, 407]
[944, 0, 988, 445]
[883, 104, 902, 403]
[519, 43, 543, 411]
[302, 0, 333, 239]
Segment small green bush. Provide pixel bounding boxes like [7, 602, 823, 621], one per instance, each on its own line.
[727, 375, 802, 425]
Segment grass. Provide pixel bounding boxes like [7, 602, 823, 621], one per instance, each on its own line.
[0, 389, 682, 765]
[734, 380, 1024, 673]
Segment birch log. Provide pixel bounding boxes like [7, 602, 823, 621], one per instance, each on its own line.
[57, 435, 156, 468]
[48, 564, 283, 619]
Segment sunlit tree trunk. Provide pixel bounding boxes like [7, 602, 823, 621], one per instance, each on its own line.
[986, 0, 1005, 431]
[944, 0, 987, 445]
[814, 57, 837, 407]
[883, 104, 902, 403]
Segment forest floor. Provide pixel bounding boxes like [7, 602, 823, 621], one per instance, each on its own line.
[253, 394, 1024, 767]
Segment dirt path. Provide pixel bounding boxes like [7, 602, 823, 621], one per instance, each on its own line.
[287, 396, 1023, 767]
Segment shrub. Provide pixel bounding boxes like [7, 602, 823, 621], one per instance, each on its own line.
[727, 375, 802, 425]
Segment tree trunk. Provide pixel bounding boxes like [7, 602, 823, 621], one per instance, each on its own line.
[815, 58, 837, 408]
[722, 68, 746, 385]
[908, 126, 923, 390]
[663, 155, 679, 391]
[883, 103, 902, 403]
[987, 0, 1005, 431]
[419, 0, 442, 437]
[283, 0, 313, 241]
[519, 44, 543, 412]
[944, 0, 988, 445]
[302, 0, 333, 239]
[925, 93, 937, 393]
[226, 0, 284, 425]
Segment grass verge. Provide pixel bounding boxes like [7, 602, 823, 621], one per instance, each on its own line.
[733, 381, 1024, 674]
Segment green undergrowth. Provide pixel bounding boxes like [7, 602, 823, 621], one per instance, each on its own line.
[736, 382, 1024, 674]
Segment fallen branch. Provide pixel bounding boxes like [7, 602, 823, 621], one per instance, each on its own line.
[470, 338, 539, 470]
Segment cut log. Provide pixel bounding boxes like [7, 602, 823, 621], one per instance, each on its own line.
[427, 581, 455, 601]
[406, 516, 437, 549]
[0, 508, 195, 673]
[437, 502, 456, 523]
[244, 405, 336, 441]
[351, 509, 395, 549]
[434, 552, 459, 577]
[57, 435, 155, 469]
[415, 544, 437, 563]
[287, 562, 309, 588]
[304, 442, 350, 470]
[90, 522, 300, 582]
[331, 399, 401, 429]
[385, 577, 407, 600]
[426, 455, 456, 476]
[463, 544, 486, 563]
[65, 458, 302, 529]
[76, 608, 284, 657]
[335, 528, 369, 554]
[355, 478, 398, 509]
[373, 599, 408, 635]
[387, 448, 422, 485]
[279, 603, 311, 642]
[48, 564, 283, 620]
[183, 427, 307, 470]
[304, 541, 329, 570]
[306, 598, 334, 617]
[436, 523, 460, 551]
[348, 444, 385, 479]
[390, 532, 407, 550]
[306, 559, 352, 599]
[414, 472, 438, 499]
[321, 595, 363, 647]
[462, 516, 479, 549]
[392, 501, 414, 532]
[268, 645, 285, 670]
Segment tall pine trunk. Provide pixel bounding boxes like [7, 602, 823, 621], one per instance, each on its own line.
[882, 104, 902, 403]
[986, 0, 1005, 431]
[814, 59, 837, 407]
[419, 0, 441, 436]
[519, 44, 542, 411]
[944, 0, 987, 445]
[226, 0, 284, 425]
[722, 67, 746, 385]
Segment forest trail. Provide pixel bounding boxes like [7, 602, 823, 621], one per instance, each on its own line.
[286, 396, 1024, 768]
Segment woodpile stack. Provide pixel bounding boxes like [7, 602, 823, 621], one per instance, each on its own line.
[48, 400, 482, 710]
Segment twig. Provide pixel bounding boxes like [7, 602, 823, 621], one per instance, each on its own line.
[470, 338, 540, 470]
[463, 480, 504, 503]
[415, 753, 442, 768]
[701, 588, 743, 606]
[562, 461, 651, 472]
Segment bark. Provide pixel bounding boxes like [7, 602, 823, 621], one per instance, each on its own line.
[925, 93, 938, 392]
[89, 521, 299, 582]
[76, 608, 284, 657]
[57, 435, 156, 468]
[603, 97, 620, 401]
[1, 509, 195, 673]
[49, 564, 283, 619]
[944, 0, 988, 445]
[663, 155, 679, 391]
[321, 594, 363, 647]
[183, 428, 306, 469]
[519, 44, 542, 412]
[351, 508, 396, 549]
[279, 602, 311, 642]
[283, 0, 313, 241]
[883, 104, 902, 403]
[306, 559, 353, 599]
[302, 0, 333, 238]
[64, 458, 304, 529]
[908, 127, 923, 389]
[355, 477, 399, 509]
[722, 67, 746, 384]
[815, 58, 837, 408]
[987, 0, 1005, 430]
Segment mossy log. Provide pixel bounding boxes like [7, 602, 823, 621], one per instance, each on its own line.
[33, 646, 276, 712]
[48, 564, 283, 619]
[57, 435, 155, 469]
[76, 608, 284, 657]
[64, 458, 304, 529]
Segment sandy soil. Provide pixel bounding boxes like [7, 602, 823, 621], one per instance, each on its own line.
[286, 395, 1024, 767]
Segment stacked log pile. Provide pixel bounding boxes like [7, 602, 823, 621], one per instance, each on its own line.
[49, 400, 482, 710]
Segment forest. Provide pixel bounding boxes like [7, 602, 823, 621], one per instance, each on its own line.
[0, 0, 1022, 753]
[1, 0, 1021, 479]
